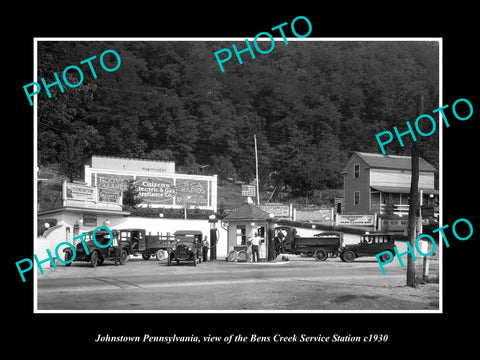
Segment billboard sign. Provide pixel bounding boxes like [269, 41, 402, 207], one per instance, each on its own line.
[98, 188, 122, 204]
[336, 214, 375, 226]
[62, 182, 123, 211]
[176, 179, 209, 206]
[65, 183, 95, 201]
[96, 173, 132, 192]
[85, 167, 217, 210]
[294, 208, 333, 223]
[135, 177, 175, 205]
[91, 156, 175, 174]
[259, 204, 292, 219]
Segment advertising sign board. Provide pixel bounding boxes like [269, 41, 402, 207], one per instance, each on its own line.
[85, 167, 217, 210]
[294, 208, 333, 223]
[98, 188, 122, 204]
[336, 214, 375, 226]
[259, 204, 292, 219]
[135, 177, 175, 205]
[96, 173, 132, 192]
[65, 183, 95, 201]
[176, 179, 209, 206]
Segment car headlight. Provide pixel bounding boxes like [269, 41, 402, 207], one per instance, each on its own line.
[188, 245, 193, 251]
[172, 245, 177, 250]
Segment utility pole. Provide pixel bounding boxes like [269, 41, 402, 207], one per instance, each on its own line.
[254, 134, 260, 205]
[406, 95, 423, 287]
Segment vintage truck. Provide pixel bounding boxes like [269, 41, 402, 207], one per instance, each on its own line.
[275, 226, 344, 261]
[275, 226, 396, 262]
[167, 230, 204, 266]
[121, 228, 176, 261]
[64, 228, 131, 267]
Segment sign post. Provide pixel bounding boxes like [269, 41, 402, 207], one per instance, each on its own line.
[335, 214, 376, 226]
[241, 185, 256, 197]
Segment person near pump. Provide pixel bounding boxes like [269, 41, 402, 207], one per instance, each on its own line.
[250, 232, 262, 263]
[202, 236, 209, 262]
[110, 233, 120, 266]
[275, 229, 285, 257]
[291, 228, 299, 252]
[246, 238, 252, 262]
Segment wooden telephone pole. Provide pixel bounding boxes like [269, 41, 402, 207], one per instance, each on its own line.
[254, 134, 260, 205]
[406, 95, 423, 287]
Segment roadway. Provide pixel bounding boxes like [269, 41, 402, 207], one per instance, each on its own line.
[36, 253, 439, 311]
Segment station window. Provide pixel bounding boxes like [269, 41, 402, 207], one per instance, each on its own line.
[236, 225, 246, 245]
[354, 191, 360, 205]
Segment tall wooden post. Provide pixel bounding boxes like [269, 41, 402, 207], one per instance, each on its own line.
[406, 95, 423, 287]
[254, 134, 260, 205]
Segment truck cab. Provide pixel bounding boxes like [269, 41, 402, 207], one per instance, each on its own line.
[274, 226, 297, 253]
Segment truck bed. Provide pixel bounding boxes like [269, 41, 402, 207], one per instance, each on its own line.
[295, 237, 341, 249]
[145, 235, 175, 250]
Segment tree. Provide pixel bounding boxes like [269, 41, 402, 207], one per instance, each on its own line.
[122, 179, 142, 208]
[58, 127, 99, 182]
[406, 95, 424, 288]
[210, 155, 237, 179]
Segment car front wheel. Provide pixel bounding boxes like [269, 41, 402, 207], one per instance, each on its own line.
[342, 250, 356, 262]
[64, 250, 73, 266]
[380, 252, 394, 262]
[90, 251, 99, 268]
[119, 249, 129, 265]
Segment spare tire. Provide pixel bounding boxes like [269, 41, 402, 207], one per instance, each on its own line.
[227, 250, 237, 262]
[237, 250, 247, 262]
[155, 249, 166, 261]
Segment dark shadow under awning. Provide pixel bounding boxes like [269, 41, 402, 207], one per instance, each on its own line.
[371, 186, 439, 195]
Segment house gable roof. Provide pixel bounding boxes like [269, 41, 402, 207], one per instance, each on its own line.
[342, 152, 437, 173]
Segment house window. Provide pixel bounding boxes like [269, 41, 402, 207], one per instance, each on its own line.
[354, 163, 360, 178]
[354, 191, 360, 206]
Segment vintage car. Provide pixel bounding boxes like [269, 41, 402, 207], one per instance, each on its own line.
[167, 230, 203, 266]
[340, 232, 396, 262]
[64, 228, 131, 267]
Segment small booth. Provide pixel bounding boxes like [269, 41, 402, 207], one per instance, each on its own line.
[222, 203, 275, 262]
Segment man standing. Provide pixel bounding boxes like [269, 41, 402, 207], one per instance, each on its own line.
[111, 233, 120, 266]
[202, 236, 209, 262]
[251, 232, 262, 263]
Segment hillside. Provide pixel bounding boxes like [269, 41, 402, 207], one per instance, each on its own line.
[38, 164, 339, 213]
[37, 40, 439, 198]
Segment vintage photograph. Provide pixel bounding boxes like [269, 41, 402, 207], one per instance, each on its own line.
[33, 38, 440, 312]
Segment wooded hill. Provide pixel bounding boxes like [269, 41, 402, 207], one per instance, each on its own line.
[37, 40, 439, 199]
